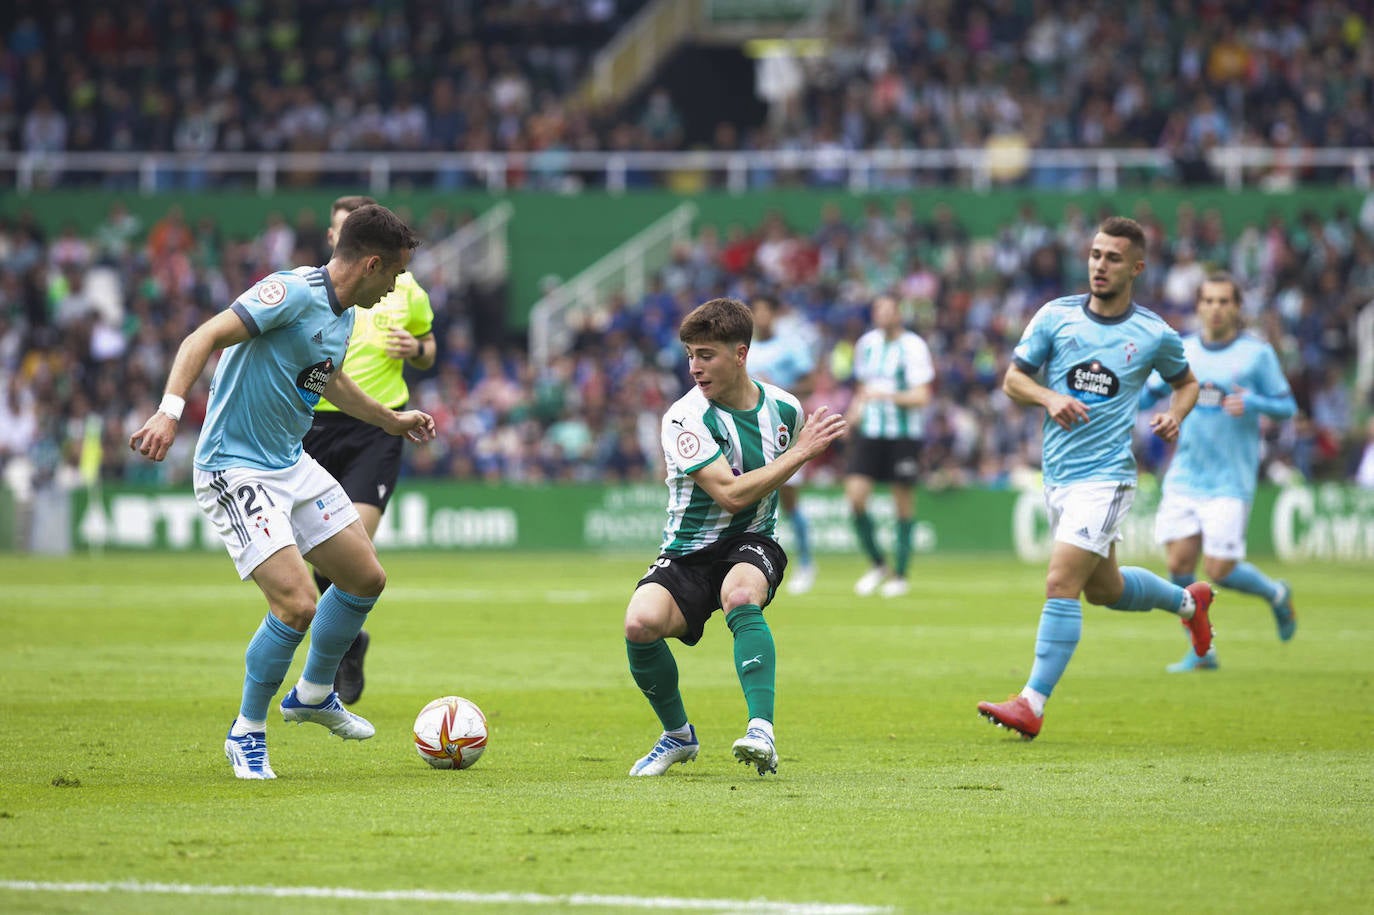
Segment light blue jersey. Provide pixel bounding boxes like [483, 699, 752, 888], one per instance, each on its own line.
[195, 267, 355, 472]
[1142, 332, 1295, 502]
[1013, 294, 1188, 486]
[749, 333, 816, 390]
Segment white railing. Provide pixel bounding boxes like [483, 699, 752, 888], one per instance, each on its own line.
[409, 201, 514, 295]
[529, 201, 697, 367]
[4, 147, 1371, 195]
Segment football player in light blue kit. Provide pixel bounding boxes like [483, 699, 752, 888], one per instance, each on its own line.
[749, 294, 821, 594]
[130, 204, 436, 779]
[1141, 273, 1297, 672]
[977, 217, 1215, 740]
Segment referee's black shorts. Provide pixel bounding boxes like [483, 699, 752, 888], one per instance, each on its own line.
[302, 410, 405, 510]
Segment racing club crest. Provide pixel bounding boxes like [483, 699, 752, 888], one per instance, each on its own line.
[776, 423, 790, 450]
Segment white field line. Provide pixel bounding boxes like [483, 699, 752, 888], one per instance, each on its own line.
[0, 880, 894, 914]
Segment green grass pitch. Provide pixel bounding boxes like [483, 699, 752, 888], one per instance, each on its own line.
[1, 551, 1371, 914]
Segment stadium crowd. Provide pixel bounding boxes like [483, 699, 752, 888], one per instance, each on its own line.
[2, 1, 1372, 189]
[1, 194, 1371, 499]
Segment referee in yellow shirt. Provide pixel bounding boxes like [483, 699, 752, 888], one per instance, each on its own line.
[304, 195, 437, 704]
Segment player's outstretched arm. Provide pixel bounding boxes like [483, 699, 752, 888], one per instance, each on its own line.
[689, 406, 847, 514]
[129, 309, 251, 462]
[1149, 369, 1199, 443]
[1003, 363, 1088, 430]
[323, 370, 436, 442]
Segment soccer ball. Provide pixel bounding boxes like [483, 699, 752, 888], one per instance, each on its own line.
[412, 696, 488, 769]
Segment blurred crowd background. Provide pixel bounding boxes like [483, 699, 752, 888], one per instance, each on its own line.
[2, 0, 1373, 498]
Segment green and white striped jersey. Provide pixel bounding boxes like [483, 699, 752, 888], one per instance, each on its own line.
[657, 379, 804, 556]
[853, 328, 935, 440]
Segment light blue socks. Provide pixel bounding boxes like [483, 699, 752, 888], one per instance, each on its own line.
[301, 586, 377, 688]
[1108, 566, 1185, 613]
[241, 614, 305, 721]
[1026, 598, 1082, 698]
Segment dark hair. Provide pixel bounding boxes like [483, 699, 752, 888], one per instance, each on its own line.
[1199, 271, 1244, 306]
[331, 194, 378, 216]
[334, 204, 420, 262]
[680, 297, 753, 347]
[1097, 216, 1147, 257]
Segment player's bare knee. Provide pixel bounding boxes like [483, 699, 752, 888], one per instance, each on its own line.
[1082, 581, 1121, 606]
[624, 615, 662, 643]
[1203, 557, 1236, 581]
[722, 587, 759, 613]
[273, 595, 317, 631]
[338, 560, 387, 596]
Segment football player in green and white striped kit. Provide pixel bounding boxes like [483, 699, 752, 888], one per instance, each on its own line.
[624, 297, 847, 777]
[846, 294, 935, 598]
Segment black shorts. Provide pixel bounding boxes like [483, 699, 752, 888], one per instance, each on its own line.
[635, 533, 788, 646]
[847, 436, 923, 485]
[302, 410, 404, 510]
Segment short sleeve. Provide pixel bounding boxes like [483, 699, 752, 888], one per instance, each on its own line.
[1155, 327, 1190, 382]
[661, 409, 722, 475]
[903, 334, 936, 386]
[404, 276, 434, 338]
[1012, 305, 1053, 373]
[231, 273, 311, 337]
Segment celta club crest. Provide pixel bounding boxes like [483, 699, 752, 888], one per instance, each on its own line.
[1123, 341, 1138, 363]
[776, 424, 790, 449]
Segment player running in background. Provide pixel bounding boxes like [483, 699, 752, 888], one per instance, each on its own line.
[624, 298, 846, 776]
[977, 216, 1213, 740]
[748, 294, 820, 594]
[1141, 272, 1297, 672]
[304, 195, 437, 705]
[130, 204, 435, 779]
[846, 294, 935, 598]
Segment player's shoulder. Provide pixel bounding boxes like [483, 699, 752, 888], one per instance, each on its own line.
[758, 379, 803, 412]
[664, 385, 710, 423]
[396, 270, 429, 297]
[1031, 294, 1089, 325]
[245, 268, 316, 306]
[1130, 303, 1173, 328]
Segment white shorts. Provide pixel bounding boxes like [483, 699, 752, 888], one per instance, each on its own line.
[194, 453, 359, 580]
[1045, 481, 1136, 557]
[1154, 491, 1249, 560]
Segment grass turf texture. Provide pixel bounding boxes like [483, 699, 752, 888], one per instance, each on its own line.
[1, 552, 1370, 914]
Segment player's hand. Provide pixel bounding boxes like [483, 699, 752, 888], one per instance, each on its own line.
[384, 328, 420, 359]
[796, 405, 848, 458]
[1045, 393, 1090, 430]
[1222, 386, 1248, 416]
[1150, 412, 1182, 443]
[389, 409, 436, 442]
[129, 413, 178, 462]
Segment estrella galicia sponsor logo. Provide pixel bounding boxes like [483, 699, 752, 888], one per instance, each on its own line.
[297, 357, 334, 400]
[1067, 360, 1119, 403]
[1197, 381, 1225, 409]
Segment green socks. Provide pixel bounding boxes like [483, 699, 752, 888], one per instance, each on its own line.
[725, 604, 775, 723]
[853, 511, 885, 566]
[894, 519, 915, 577]
[626, 638, 688, 731]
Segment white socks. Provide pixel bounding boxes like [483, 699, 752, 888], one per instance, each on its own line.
[1019, 688, 1048, 717]
[231, 716, 266, 736]
[294, 678, 333, 705]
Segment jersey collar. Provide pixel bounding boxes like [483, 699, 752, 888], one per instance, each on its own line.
[317, 267, 345, 316]
[1081, 295, 1136, 325]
